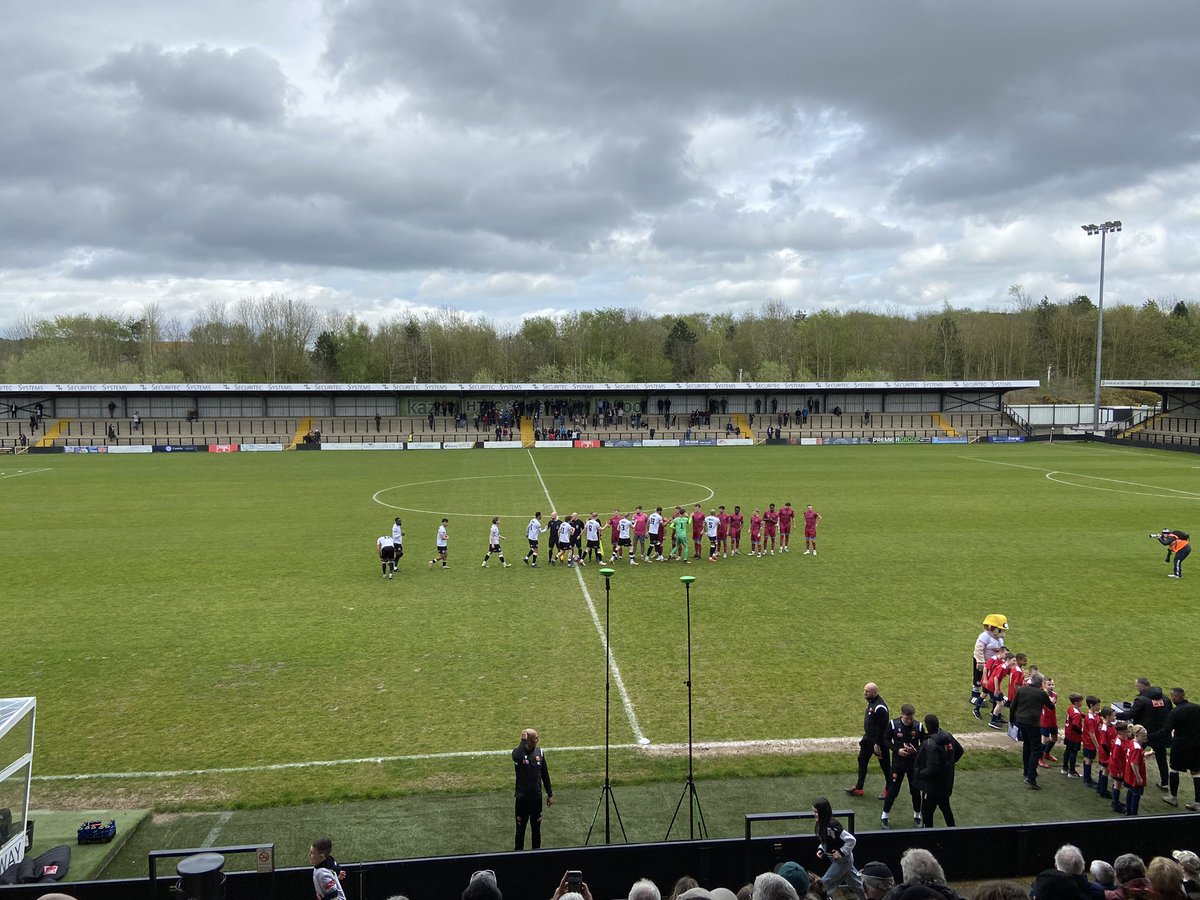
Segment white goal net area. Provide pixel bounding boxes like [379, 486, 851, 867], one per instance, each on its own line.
[0, 698, 35, 871]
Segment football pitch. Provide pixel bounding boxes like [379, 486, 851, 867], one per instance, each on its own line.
[1, 442, 1195, 812]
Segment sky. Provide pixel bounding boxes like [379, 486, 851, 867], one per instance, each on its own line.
[3, 1, 1199, 331]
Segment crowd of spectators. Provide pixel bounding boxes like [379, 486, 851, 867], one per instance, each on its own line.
[443, 847, 1200, 900]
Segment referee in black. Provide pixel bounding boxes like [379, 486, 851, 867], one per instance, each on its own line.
[513, 728, 553, 850]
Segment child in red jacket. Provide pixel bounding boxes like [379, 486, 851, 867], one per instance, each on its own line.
[1123, 724, 1148, 816]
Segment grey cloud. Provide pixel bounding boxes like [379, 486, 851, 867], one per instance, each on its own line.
[90, 43, 295, 123]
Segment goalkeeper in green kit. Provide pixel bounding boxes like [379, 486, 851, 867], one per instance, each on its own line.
[670, 507, 691, 563]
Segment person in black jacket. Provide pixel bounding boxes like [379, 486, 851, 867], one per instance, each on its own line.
[847, 683, 890, 798]
[1153, 687, 1200, 810]
[881, 703, 926, 830]
[513, 728, 553, 850]
[1012, 673, 1056, 789]
[1116, 677, 1173, 789]
[915, 714, 964, 827]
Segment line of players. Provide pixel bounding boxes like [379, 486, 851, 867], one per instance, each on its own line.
[519, 502, 821, 568]
[373, 504, 823, 575]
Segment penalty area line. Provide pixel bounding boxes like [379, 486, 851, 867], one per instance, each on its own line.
[526, 449, 649, 746]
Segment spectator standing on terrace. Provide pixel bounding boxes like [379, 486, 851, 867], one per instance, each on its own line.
[107, 400, 117, 417]
[107, 423, 117, 441]
[374, 413, 381, 432]
[513, 728, 553, 850]
[132, 411, 142, 432]
[310, 836, 347, 900]
[847, 683, 890, 798]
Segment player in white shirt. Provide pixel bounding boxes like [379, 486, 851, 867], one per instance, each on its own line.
[390, 517, 404, 573]
[483, 516, 511, 568]
[523, 512, 546, 568]
[647, 507, 665, 561]
[585, 513, 603, 564]
[704, 510, 721, 562]
[376, 534, 396, 579]
[616, 514, 637, 565]
[557, 518, 574, 566]
[429, 517, 449, 570]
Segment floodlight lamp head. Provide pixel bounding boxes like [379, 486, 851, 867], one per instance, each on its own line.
[1107, 220, 1122, 232]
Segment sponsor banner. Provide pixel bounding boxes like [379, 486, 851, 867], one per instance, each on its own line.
[800, 438, 821, 446]
[152, 444, 200, 452]
[64, 445, 107, 454]
[716, 438, 754, 446]
[895, 436, 931, 444]
[533, 441, 574, 448]
[207, 444, 240, 453]
[442, 441, 474, 450]
[241, 443, 284, 452]
[28, 446, 64, 454]
[573, 440, 602, 448]
[107, 445, 153, 454]
[932, 436, 970, 444]
[641, 439, 681, 447]
[602, 439, 642, 448]
[322, 441, 406, 451]
[825, 437, 866, 445]
[483, 441, 524, 449]
[681, 439, 718, 447]
[406, 441, 441, 450]
[989, 435, 1026, 443]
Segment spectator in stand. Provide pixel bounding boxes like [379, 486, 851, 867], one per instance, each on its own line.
[464, 869, 502, 900]
[883, 849, 959, 900]
[973, 883, 1031, 900]
[309, 837, 347, 900]
[860, 862, 895, 900]
[669, 877, 700, 900]
[1090, 863, 1116, 894]
[751, 872, 799, 900]
[774, 862, 810, 898]
[1106, 854, 1150, 900]
[1030, 845, 1095, 900]
[628, 879, 662, 900]
[1147, 859, 1188, 900]
[1172, 852, 1200, 898]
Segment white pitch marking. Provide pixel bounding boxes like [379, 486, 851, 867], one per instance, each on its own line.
[201, 810, 233, 847]
[961, 456, 1200, 499]
[0, 468, 52, 480]
[526, 450, 649, 745]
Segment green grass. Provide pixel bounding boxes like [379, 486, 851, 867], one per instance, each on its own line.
[1, 443, 1193, 817]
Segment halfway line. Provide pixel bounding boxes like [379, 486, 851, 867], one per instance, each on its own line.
[525, 449, 649, 745]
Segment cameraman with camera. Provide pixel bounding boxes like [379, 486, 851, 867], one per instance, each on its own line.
[1151, 529, 1191, 579]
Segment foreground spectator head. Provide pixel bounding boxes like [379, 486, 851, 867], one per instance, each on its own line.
[669, 877, 701, 900]
[464, 869, 502, 900]
[973, 883, 1030, 900]
[710, 891, 738, 900]
[1147, 858, 1185, 898]
[752, 872, 800, 900]
[678, 890, 714, 900]
[773, 861, 810, 896]
[629, 879, 662, 900]
[1173, 852, 1200, 885]
[860, 862, 895, 900]
[1089, 861, 1116, 889]
[736, 885, 753, 900]
[1114, 855, 1147, 885]
[900, 849, 947, 885]
[1055, 846, 1086, 876]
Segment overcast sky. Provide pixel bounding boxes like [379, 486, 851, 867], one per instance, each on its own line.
[3, 1, 1199, 331]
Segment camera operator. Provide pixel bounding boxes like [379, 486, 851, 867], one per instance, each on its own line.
[1152, 529, 1191, 579]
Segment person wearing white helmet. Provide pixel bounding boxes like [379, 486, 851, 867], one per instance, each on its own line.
[971, 614, 1008, 720]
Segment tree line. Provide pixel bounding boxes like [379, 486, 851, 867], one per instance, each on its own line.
[1, 288, 1196, 401]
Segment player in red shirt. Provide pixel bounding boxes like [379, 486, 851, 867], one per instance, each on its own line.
[803, 504, 822, 555]
[1095, 706, 1117, 799]
[717, 505, 731, 558]
[778, 502, 795, 552]
[605, 509, 622, 562]
[763, 503, 779, 555]
[1081, 696, 1101, 787]
[749, 509, 764, 557]
[1123, 725, 1148, 815]
[1108, 721, 1129, 812]
[690, 504, 705, 560]
[729, 505, 744, 555]
[1061, 692, 1085, 778]
[1039, 678, 1059, 768]
[983, 650, 1013, 730]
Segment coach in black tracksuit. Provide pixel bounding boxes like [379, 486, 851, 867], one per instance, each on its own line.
[881, 703, 925, 828]
[513, 728, 553, 850]
[847, 683, 890, 797]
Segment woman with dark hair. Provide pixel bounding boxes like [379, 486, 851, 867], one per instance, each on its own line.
[812, 797, 867, 900]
